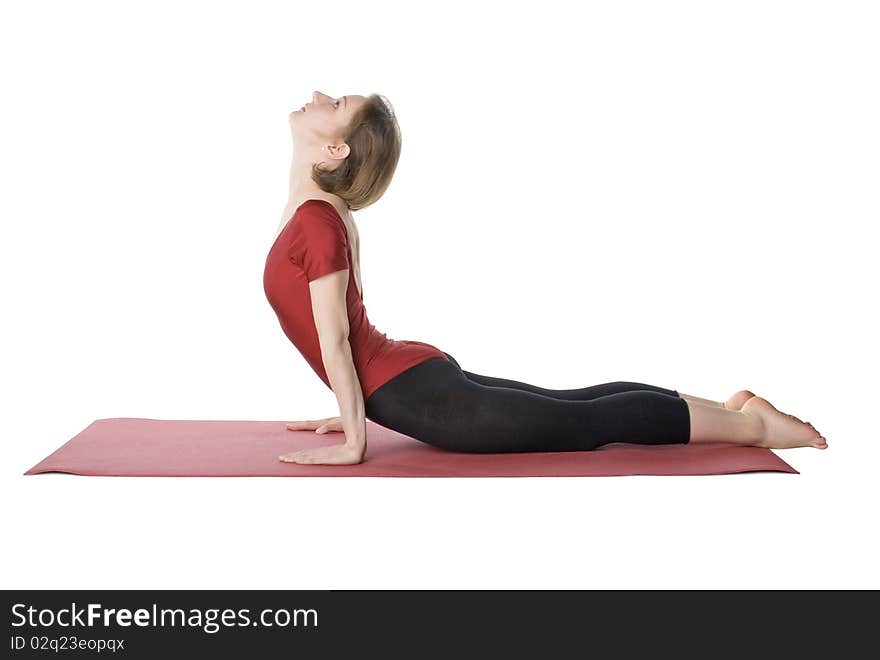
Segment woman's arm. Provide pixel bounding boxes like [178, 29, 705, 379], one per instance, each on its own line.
[279, 269, 366, 464]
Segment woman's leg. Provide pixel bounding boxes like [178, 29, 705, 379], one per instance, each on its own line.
[441, 352, 682, 401]
[442, 353, 755, 411]
[679, 391, 756, 410]
[367, 358, 827, 452]
[687, 404, 762, 445]
[679, 393, 725, 408]
[367, 358, 692, 453]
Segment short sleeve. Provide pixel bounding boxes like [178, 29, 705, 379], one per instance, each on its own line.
[287, 205, 349, 282]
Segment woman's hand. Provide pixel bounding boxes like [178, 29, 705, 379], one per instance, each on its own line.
[282, 416, 365, 464]
[279, 443, 364, 465]
[286, 416, 343, 434]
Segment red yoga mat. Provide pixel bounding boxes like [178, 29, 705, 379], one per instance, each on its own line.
[24, 417, 798, 477]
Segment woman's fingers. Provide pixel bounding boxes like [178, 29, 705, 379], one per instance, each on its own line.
[286, 417, 346, 432]
[279, 449, 311, 463]
[278, 444, 362, 465]
[286, 418, 325, 431]
[315, 419, 344, 433]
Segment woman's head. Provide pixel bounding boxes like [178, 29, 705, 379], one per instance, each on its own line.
[289, 91, 402, 211]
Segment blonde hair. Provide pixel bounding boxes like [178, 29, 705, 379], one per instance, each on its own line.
[310, 93, 402, 212]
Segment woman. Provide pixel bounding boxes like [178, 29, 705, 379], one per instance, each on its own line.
[263, 90, 828, 465]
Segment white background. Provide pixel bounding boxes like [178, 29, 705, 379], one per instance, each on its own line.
[1, 0, 877, 589]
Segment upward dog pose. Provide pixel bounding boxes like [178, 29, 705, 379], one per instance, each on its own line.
[263, 90, 828, 465]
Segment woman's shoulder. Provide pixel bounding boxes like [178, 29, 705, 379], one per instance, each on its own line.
[293, 198, 346, 222]
[288, 200, 349, 252]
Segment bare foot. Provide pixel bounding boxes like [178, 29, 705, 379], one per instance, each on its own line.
[723, 390, 757, 411]
[741, 396, 828, 449]
[726, 390, 816, 427]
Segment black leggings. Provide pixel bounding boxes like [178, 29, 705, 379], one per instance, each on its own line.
[364, 352, 691, 453]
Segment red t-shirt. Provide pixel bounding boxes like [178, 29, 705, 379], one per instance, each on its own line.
[263, 199, 449, 401]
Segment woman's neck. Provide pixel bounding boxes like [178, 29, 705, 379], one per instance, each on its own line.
[283, 153, 351, 222]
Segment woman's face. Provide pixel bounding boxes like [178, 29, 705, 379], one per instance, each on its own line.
[289, 90, 366, 142]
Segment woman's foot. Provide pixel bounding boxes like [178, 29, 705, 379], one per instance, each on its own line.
[726, 390, 820, 429]
[741, 396, 828, 449]
[723, 390, 757, 411]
